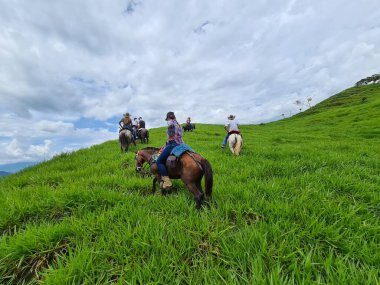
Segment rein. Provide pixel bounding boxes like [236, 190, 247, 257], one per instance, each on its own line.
[137, 150, 156, 166]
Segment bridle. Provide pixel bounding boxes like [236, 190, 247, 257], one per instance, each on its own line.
[135, 150, 156, 173]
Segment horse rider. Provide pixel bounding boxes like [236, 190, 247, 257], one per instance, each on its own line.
[221, 114, 240, 148]
[119, 113, 132, 131]
[118, 113, 135, 142]
[185, 117, 191, 129]
[138, 117, 145, 129]
[156, 111, 184, 190]
[132, 117, 139, 139]
[136, 116, 145, 137]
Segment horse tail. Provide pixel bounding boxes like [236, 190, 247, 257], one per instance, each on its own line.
[200, 159, 213, 197]
[235, 135, 242, 155]
[228, 134, 236, 155]
[119, 130, 130, 151]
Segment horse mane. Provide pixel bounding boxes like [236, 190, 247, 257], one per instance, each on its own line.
[141, 147, 159, 151]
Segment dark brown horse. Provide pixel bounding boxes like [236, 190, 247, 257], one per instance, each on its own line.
[135, 147, 213, 208]
[119, 129, 135, 152]
[138, 128, 149, 144]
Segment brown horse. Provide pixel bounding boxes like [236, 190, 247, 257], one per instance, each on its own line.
[119, 129, 135, 152]
[138, 128, 149, 144]
[135, 147, 213, 209]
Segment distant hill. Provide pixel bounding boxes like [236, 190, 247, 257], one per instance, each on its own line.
[0, 85, 379, 284]
[0, 161, 38, 173]
[0, 171, 11, 177]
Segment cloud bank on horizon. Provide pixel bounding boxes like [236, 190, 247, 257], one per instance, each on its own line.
[0, 0, 379, 165]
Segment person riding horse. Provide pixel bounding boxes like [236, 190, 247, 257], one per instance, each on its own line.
[156, 111, 184, 190]
[138, 117, 145, 129]
[183, 117, 195, 131]
[221, 114, 240, 148]
[119, 113, 133, 134]
[132, 117, 139, 139]
[137, 117, 146, 137]
[118, 112, 136, 150]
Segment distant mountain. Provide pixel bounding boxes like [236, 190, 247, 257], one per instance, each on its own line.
[0, 171, 11, 177]
[0, 161, 39, 173]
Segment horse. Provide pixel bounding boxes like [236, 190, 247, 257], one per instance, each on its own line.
[183, 123, 195, 132]
[135, 147, 213, 209]
[227, 133, 243, 155]
[119, 129, 135, 152]
[138, 128, 149, 144]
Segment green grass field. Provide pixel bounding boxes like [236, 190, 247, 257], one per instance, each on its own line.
[0, 85, 379, 284]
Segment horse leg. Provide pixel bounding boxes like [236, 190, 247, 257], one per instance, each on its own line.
[229, 144, 234, 155]
[152, 177, 157, 193]
[187, 182, 204, 209]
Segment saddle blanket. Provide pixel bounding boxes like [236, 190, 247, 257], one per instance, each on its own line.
[171, 144, 195, 157]
[152, 144, 195, 162]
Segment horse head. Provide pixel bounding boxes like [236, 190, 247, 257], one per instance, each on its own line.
[135, 151, 144, 172]
[135, 147, 159, 173]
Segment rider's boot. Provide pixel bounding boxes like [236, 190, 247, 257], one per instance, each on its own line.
[161, 176, 172, 189]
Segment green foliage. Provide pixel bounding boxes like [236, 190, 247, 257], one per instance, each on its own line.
[0, 85, 379, 284]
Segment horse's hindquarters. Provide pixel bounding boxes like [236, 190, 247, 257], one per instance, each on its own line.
[228, 134, 242, 155]
[119, 129, 132, 151]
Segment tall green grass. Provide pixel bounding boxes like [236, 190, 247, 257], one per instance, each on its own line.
[0, 85, 379, 284]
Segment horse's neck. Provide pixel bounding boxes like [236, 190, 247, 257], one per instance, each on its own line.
[143, 151, 156, 164]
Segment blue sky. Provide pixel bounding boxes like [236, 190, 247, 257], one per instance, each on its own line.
[0, 0, 379, 167]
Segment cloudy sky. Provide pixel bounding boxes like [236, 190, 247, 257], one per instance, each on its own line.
[0, 0, 379, 167]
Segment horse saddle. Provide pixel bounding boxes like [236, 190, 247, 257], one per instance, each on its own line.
[166, 155, 180, 170]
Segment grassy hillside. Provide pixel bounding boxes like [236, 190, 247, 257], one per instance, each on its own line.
[0, 85, 379, 284]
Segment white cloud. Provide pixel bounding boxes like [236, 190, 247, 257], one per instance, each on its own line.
[0, 0, 379, 164]
[28, 140, 52, 158]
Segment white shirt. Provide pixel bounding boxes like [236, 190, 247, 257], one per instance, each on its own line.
[225, 119, 239, 132]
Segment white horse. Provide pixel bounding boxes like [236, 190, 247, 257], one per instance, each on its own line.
[227, 133, 243, 156]
[119, 129, 135, 152]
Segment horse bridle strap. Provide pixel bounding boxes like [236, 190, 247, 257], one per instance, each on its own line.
[140, 151, 156, 166]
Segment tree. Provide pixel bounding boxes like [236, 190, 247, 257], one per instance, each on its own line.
[306, 97, 312, 107]
[294, 97, 313, 112]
